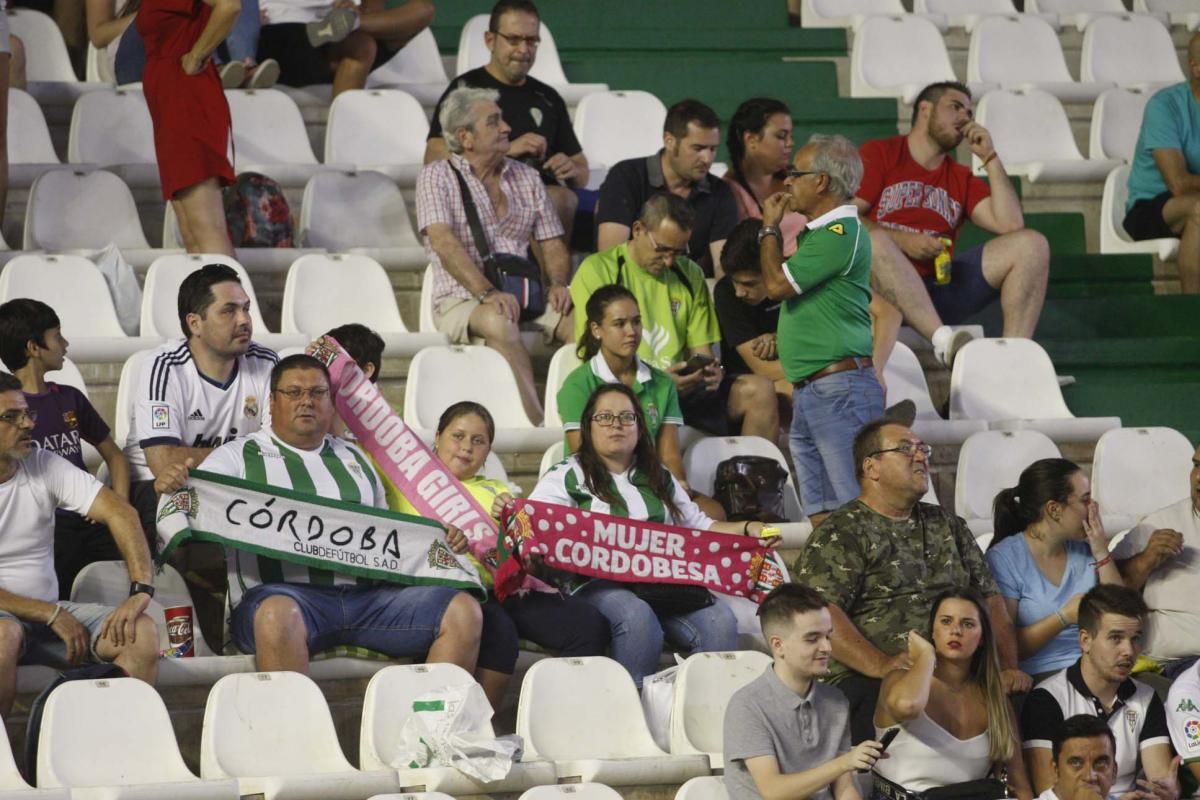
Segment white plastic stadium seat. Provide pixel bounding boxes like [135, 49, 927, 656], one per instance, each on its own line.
[913, 0, 1020, 32]
[160, 203, 325, 273]
[1135, 0, 1200, 30]
[112, 348, 156, 449]
[0, 723, 67, 799]
[454, 15, 607, 105]
[1089, 88, 1152, 162]
[801, 0, 913, 28]
[8, 8, 77, 82]
[8, 89, 63, 189]
[366, 29, 450, 104]
[850, 16, 959, 103]
[950, 338, 1121, 441]
[682, 436, 812, 546]
[140, 253, 306, 351]
[360, 664, 556, 793]
[974, 89, 1121, 182]
[1091, 427, 1196, 536]
[68, 88, 160, 188]
[883, 342, 987, 445]
[518, 785, 624, 800]
[0, 255, 161, 362]
[404, 345, 561, 451]
[516, 657, 710, 785]
[669, 651, 772, 769]
[38, 677, 239, 799]
[201, 671, 401, 799]
[539, 441, 566, 478]
[676, 776, 730, 800]
[298, 171, 427, 269]
[85, 41, 116, 83]
[281, 253, 446, 355]
[572, 91, 667, 189]
[225, 89, 350, 187]
[542, 344, 582, 427]
[967, 16, 1114, 103]
[1081, 15, 1184, 88]
[954, 430, 1062, 537]
[23, 170, 167, 269]
[1026, 0, 1132, 30]
[324, 89, 428, 186]
[1100, 165, 1179, 260]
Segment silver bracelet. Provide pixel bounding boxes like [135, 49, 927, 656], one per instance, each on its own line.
[1054, 609, 1069, 628]
[46, 603, 63, 627]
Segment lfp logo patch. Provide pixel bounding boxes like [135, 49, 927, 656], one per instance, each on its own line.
[1184, 718, 1200, 751]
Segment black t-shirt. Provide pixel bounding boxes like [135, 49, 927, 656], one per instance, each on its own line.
[713, 275, 781, 376]
[595, 151, 738, 277]
[428, 67, 581, 186]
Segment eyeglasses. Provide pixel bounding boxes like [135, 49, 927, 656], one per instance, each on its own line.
[646, 230, 688, 258]
[274, 386, 331, 401]
[785, 169, 824, 180]
[0, 409, 35, 426]
[590, 411, 638, 428]
[490, 30, 540, 47]
[868, 441, 933, 460]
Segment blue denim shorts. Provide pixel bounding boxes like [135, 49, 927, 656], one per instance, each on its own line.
[924, 244, 1000, 325]
[230, 582, 460, 658]
[0, 602, 114, 667]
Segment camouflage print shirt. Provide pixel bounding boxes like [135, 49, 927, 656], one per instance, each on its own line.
[793, 500, 999, 684]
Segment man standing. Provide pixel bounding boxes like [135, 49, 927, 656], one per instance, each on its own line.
[570, 194, 778, 440]
[0, 373, 158, 718]
[724, 583, 885, 800]
[795, 418, 1026, 743]
[424, 0, 587, 235]
[596, 99, 738, 277]
[1124, 33, 1200, 294]
[758, 134, 881, 522]
[1021, 585, 1175, 796]
[154, 355, 486, 675]
[855, 81, 1049, 366]
[417, 85, 574, 425]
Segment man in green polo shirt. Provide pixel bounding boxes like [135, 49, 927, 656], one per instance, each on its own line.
[759, 134, 883, 525]
[570, 194, 779, 441]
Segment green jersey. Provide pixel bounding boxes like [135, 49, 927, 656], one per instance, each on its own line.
[556, 354, 683, 450]
[778, 205, 874, 382]
[570, 242, 719, 369]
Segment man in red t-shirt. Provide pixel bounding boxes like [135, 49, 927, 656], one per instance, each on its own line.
[854, 81, 1049, 367]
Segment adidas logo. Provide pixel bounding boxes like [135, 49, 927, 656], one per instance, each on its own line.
[188, 409, 205, 421]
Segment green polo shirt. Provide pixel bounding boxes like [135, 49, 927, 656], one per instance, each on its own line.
[557, 354, 683, 452]
[569, 242, 719, 370]
[778, 205, 874, 382]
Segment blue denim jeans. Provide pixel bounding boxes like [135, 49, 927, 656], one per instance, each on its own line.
[220, 0, 262, 64]
[576, 580, 737, 687]
[789, 366, 885, 515]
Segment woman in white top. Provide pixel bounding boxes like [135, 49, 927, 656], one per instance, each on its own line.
[873, 588, 1033, 800]
[504, 382, 774, 687]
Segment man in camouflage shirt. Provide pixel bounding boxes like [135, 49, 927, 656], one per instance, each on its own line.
[794, 418, 1029, 742]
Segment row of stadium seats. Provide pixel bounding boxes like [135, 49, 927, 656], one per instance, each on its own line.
[7, 652, 762, 797]
[804, 0, 1197, 33]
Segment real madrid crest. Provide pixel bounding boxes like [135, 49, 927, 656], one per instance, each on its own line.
[244, 396, 259, 418]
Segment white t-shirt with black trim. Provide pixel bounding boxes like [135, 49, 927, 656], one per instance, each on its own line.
[1021, 659, 1171, 793]
[0, 449, 103, 603]
[126, 338, 278, 481]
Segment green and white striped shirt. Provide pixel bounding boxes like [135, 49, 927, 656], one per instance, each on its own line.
[200, 427, 387, 608]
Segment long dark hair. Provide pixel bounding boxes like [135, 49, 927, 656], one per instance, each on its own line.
[726, 97, 792, 185]
[991, 458, 1081, 546]
[577, 284, 640, 362]
[576, 383, 679, 519]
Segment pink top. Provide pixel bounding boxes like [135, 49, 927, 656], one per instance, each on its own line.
[723, 174, 807, 257]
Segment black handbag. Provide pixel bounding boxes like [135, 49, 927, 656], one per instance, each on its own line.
[629, 582, 715, 616]
[713, 456, 789, 522]
[448, 162, 546, 320]
[922, 779, 1009, 800]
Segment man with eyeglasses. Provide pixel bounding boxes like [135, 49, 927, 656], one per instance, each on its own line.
[425, 0, 587, 236]
[795, 417, 1026, 744]
[0, 372, 159, 717]
[153, 354, 486, 675]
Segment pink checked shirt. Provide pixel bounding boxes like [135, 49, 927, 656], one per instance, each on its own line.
[416, 153, 564, 303]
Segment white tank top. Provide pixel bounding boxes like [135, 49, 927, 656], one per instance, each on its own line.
[873, 712, 992, 791]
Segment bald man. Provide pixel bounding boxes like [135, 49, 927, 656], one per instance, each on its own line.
[1124, 32, 1200, 294]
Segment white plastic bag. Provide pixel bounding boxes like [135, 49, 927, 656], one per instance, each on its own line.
[641, 654, 685, 751]
[392, 682, 520, 782]
[92, 242, 142, 335]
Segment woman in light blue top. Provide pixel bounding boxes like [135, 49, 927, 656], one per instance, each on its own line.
[985, 458, 1123, 678]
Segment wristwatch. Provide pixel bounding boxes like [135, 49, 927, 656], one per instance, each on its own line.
[476, 287, 497, 303]
[757, 225, 782, 244]
[129, 581, 155, 599]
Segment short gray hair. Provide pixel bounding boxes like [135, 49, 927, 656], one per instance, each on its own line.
[439, 87, 501, 154]
[807, 133, 862, 201]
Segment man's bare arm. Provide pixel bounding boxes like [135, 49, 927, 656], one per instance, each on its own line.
[597, 222, 632, 251]
[827, 602, 904, 679]
[425, 223, 496, 298]
[144, 444, 213, 482]
[1153, 148, 1200, 197]
[85, 486, 153, 584]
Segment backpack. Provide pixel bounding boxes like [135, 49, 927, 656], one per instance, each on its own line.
[712, 456, 789, 522]
[222, 172, 294, 247]
[24, 662, 127, 784]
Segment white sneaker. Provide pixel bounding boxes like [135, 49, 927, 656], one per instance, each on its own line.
[932, 327, 974, 369]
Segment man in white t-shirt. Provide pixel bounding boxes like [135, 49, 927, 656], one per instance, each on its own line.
[1166, 659, 1200, 791]
[0, 373, 158, 716]
[1113, 444, 1200, 669]
[124, 264, 277, 537]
